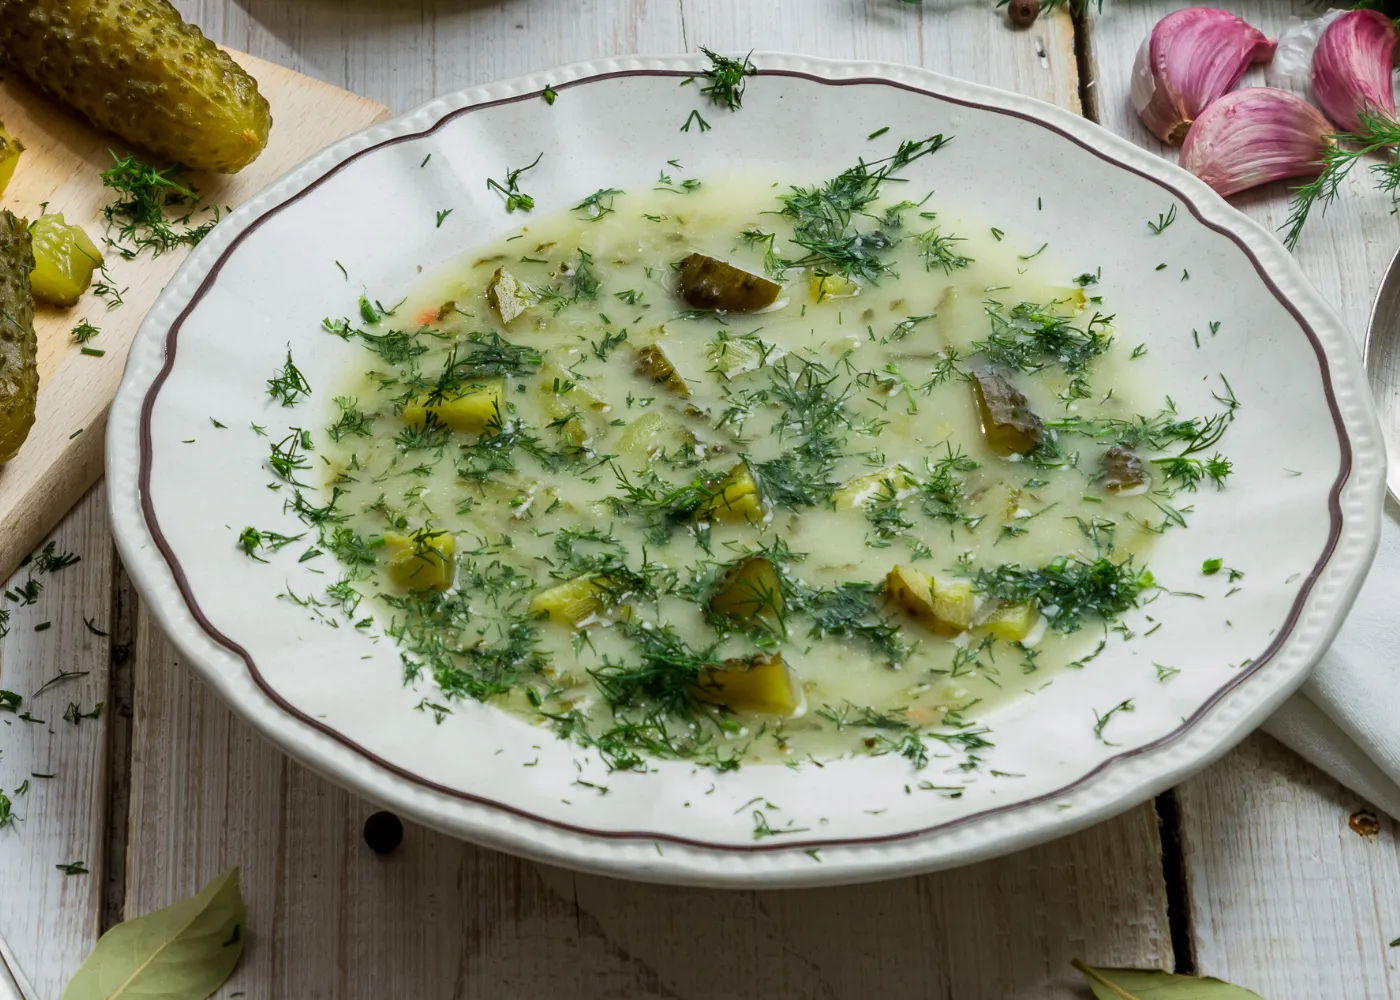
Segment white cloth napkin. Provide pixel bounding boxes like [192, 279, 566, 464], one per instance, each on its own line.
[1264, 497, 1400, 816]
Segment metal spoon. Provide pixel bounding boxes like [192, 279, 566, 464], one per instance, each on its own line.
[1363, 245, 1400, 504]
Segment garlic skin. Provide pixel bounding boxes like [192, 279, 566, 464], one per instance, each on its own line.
[1180, 87, 1332, 198]
[1312, 9, 1399, 133]
[1132, 8, 1277, 146]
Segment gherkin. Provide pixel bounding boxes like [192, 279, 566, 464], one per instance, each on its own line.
[0, 0, 271, 172]
[0, 211, 37, 464]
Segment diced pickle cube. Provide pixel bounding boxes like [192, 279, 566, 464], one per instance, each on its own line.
[539, 362, 609, 410]
[971, 368, 1044, 456]
[884, 564, 975, 636]
[488, 267, 533, 325]
[0, 125, 23, 197]
[810, 273, 859, 302]
[832, 465, 917, 510]
[700, 462, 765, 523]
[546, 399, 590, 447]
[29, 214, 102, 307]
[977, 601, 1039, 642]
[707, 336, 769, 379]
[1101, 446, 1148, 493]
[710, 556, 784, 624]
[383, 530, 455, 591]
[402, 379, 504, 435]
[634, 344, 690, 397]
[690, 652, 798, 715]
[530, 576, 608, 626]
[676, 253, 781, 312]
[617, 411, 670, 459]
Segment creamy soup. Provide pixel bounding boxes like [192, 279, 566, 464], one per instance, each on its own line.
[274, 141, 1232, 771]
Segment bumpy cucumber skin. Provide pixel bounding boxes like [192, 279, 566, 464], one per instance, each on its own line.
[0, 0, 271, 172]
[0, 211, 37, 464]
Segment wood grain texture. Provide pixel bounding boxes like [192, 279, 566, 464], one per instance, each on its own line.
[115, 2, 1174, 997]
[1088, 1, 1400, 994]
[0, 485, 113, 1000]
[0, 52, 389, 582]
[22, 2, 1400, 996]
[128, 606, 1173, 999]
[1177, 733, 1400, 1000]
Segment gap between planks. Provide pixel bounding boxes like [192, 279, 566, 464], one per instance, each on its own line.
[99, 557, 136, 933]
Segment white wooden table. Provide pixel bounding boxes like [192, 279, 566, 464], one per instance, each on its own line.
[3, 2, 1399, 996]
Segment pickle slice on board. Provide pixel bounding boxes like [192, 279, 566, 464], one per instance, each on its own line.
[0, 123, 23, 196]
[0, 0, 271, 172]
[28, 214, 103, 306]
[0, 211, 37, 464]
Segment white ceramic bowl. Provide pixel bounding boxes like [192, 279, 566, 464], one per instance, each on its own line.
[108, 53, 1384, 887]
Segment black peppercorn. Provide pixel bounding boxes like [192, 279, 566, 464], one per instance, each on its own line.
[1008, 0, 1039, 28]
[363, 810, 404, 854]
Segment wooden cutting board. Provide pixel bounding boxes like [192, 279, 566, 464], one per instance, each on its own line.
[0, 52, 390, 579]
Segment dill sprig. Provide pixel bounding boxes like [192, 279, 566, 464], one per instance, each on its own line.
[574, 187, 623, 220]
[486, 153, 543, 213]
[775, 136, 951, 281]
[915, 219, 973, 273]
[99, 154, 218, 259]
[972, 299, 1112, 378]
[267, 349, 311, 407]
[1284, 106, 1400, 250]
[693, 47, 757, 111]
[71, 320, 101, 345]
[973, 554, 1155, 633]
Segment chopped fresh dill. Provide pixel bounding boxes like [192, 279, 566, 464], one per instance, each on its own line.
[100, 153, 218, 259]
[71, 320, 101, 344]
[1147, 204, 1177, 234]
[486, 153, 543, 213]
[692, 47, 757, 111]
[681, 109, 712, 133]
[267, 349, 311, 407]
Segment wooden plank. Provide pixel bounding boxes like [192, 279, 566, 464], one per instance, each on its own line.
[111, 2, 1174, 996]
[1176, 734, 1400, 999]
[1086, 2, 1400, 993]
[128, 612, 1173, 997]
[0, 52, 389, 581]
[0, 485, 113, 999]
[679, 0, 1080, 112]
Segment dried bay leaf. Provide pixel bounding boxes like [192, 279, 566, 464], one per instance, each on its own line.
[1073, 960, 1267, 1000]
[63, 868, 244, 1000]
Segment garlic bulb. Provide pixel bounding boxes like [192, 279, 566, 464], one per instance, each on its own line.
[1312, 9, 1399, 133]
[1180, 87, 1332, 197]
[1132, 8, 1277, 145]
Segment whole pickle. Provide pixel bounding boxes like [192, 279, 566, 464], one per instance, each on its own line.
[0, 0, 271, 172]
[0, 211, 37, 463]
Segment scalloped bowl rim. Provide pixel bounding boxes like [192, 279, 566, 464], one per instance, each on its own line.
[106, 52, 1384, 887]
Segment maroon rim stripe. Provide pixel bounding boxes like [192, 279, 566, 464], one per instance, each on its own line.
[138, 67, 1352, 854]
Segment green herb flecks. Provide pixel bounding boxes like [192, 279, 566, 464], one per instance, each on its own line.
[691, 48, 758, 111]
[972, 298, 1112, 381]
[486, 153, 543, 214]
[974, 554, 1155, 633]
[915, 218, 973, 274]
[774, 136, 950, 282]
[100, 153, 218, 259]
[267, 349, 311, 407]
[71, 320, 101, 344]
